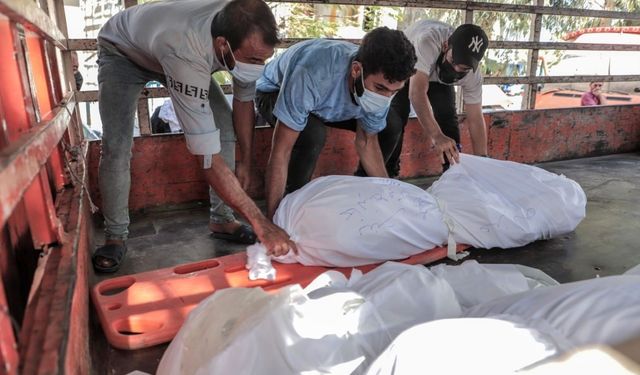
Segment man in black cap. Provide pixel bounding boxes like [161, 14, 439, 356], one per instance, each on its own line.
[367, 21, 489, 175]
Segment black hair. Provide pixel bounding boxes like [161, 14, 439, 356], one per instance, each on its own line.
[210, 0, 279, 50]
[355, 27, 417, 83]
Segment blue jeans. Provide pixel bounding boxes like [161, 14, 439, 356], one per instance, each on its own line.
[97, 43, 236, 241]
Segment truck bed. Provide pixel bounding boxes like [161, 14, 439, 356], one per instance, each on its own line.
[90, 153, 640, 374]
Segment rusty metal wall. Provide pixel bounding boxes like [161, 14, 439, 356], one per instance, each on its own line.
[87, 104, 640, 211]
[0, 0, 90, 373]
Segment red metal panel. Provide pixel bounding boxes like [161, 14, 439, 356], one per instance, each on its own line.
[25, 32, 52, 117]
[19, 145, 91, 375]
[0, 96, 74, 237]
[0, 0, 66, 48]
[0, 18, 68, 247]
[0, 19, 32, 141]
[39, 37, 69, 191]
[0, 269, 19, 375]
[13, 24, 40, 125]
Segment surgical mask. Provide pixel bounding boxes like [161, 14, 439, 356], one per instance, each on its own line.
[436, 52, 468, 85]
[353, 68, 393, 113]
[222, 41, 265, 83]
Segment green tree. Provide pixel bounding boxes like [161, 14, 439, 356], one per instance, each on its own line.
[276, 3, 339, 38]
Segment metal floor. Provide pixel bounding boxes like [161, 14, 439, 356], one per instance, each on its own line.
[90, 152, 640, 374]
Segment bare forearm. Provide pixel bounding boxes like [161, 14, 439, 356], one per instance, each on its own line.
[356, 127, 388, 178]
[409, 75, 443, 140]
[411, 92, 443, 140]
[265, 153, 289, 219]
[232, 99, 255, 164]
[204, 155, 296, 256]
[204, 155, 266, 230]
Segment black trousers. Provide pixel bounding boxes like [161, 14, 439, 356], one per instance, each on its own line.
[256, 90, 359, 193]
[378, 80, 459, 176]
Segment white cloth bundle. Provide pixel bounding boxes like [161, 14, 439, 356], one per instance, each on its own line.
[429, 154, 587, 250]
[367, 271, 640, 375]
[272, 154, 586, 267]
[273, 176, 448, 266]
[157, 262, 463, 375]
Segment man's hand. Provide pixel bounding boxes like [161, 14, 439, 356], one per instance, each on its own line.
[409, 72, 460, 166]
[235, 160, 251, 191]
[254, 218, 298, 257]
[203, 154, 296, 257]
[432, 132, 459, 165]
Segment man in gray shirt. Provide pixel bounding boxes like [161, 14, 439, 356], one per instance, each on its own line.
[94, 0, 296, 272]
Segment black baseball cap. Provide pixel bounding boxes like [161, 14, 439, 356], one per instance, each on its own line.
[448, 24, 489, 72]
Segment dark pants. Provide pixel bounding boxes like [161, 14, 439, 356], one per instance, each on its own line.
[378, 80, 459, 176]
[256, 90, 358, 193]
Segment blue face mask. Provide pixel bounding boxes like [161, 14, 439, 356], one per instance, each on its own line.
[354, 68, 393, 113]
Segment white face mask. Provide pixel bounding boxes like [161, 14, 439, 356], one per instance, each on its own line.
[353, 68, 393, 113]
[222, 41, 265, 83]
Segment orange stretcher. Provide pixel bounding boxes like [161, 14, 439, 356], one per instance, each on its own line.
[91, 244, 469, 350]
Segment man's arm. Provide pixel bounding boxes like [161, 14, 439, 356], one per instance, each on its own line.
[232, 98, 255, 190]
[265, 121, 300, 219]
[355, 123, 388, 178]
[409, 71, 459, 164]
[204, 154, 297, 256]
[463, 102, 488, 156]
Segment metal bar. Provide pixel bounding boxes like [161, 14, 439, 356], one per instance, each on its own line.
[267, 0, 640, 20]
[0, 0, 66, 49]
[43, 41, 71, 190]
[75, 73, 640, 104]
[0, 93, 75, 231]
[491, 41, 640, 51]
[483, 74, 640, 84]
[77, 86, 176, 102]
[525, 0, 544, 109]
[52, 0, 77, 98]
[464, 9, 473, 24]
[68, 37, 640, 52]
[137, 98, 151, 136]
[13, 23, 40, 126]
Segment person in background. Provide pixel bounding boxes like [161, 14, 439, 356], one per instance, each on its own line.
[373, 21, 489, 176]
[581, 81, 607, 106]
[255, 27, 417, 218]
[93, 0, 296, 273]
[151, 99, 182, 134]
[71, 51, 84, 90]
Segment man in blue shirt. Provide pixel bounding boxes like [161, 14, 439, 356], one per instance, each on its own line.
[256, 27, 417, 218]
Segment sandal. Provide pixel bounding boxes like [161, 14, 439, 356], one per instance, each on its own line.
[211, 223, 257, 245]
[92, 243, 128, 273]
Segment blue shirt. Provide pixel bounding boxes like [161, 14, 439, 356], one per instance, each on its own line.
[256, 39, 389, 134]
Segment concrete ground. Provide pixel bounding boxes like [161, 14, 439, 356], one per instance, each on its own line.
[90, 152, 640, 374]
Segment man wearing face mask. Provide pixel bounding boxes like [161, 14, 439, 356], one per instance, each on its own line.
[255, 27, 417, 218]
[93, 0, 296, 273]
[374, 21, 489, 175]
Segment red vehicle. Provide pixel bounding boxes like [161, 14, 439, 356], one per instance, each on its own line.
[536, 88, 640, 109]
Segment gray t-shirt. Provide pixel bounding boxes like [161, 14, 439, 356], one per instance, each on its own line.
[98, 0, 255, 155]
[404, 20, 483, 105]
